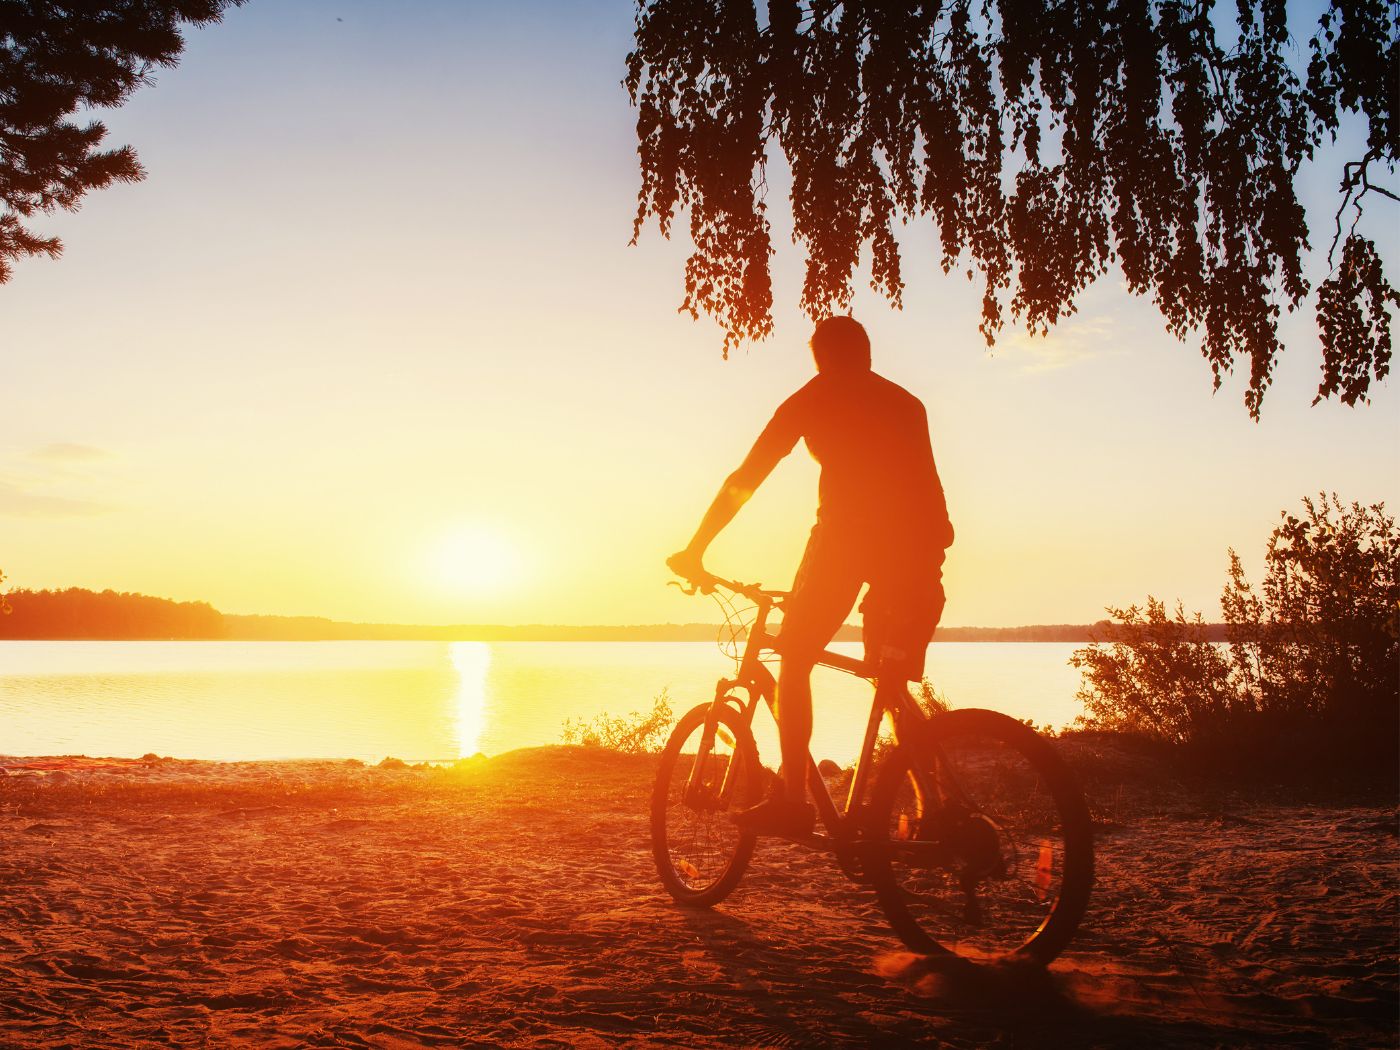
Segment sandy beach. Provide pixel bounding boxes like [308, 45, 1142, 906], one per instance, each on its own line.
[1, 742, 1395, 1048]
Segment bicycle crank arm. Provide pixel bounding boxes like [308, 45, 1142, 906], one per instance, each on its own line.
[763, 829, 843, 852]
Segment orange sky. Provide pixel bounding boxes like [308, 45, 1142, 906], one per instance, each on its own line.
[3, 1, 1396, 627]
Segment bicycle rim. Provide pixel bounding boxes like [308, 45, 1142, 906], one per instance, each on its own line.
[867, 709, 1093, 964]
[651, 702, 761, 907]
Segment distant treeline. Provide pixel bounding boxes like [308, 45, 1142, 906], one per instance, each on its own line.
[1, 588, 224, 640]
[0, 587, 1230, 642]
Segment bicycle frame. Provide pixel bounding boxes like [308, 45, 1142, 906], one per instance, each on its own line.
[661, 572, 1095, 965]
[684, 576, 936, 853]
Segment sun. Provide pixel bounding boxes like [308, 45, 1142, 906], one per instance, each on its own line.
[435, 524, 521, 594]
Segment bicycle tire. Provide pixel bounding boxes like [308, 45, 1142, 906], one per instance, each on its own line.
[864, 708, 1093, 965]
[651, 701, 763, 907]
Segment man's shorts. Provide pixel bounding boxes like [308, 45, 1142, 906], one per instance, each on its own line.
[778, 524, 946, 681]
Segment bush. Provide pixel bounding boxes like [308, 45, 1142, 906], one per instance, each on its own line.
[913, 677, 950, 718]
[1072, 494, 1399, 780]
[561, 692, 675, 754]
[867, 678, 950, 773]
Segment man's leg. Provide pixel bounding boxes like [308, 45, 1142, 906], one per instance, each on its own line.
[734, 654, 816, 834]
[776, 654, 816, 803]
[862, 548, 946, 685]
[733, 528, 859, 833]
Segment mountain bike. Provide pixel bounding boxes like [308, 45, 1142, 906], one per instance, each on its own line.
[651, 570, 1093, 966]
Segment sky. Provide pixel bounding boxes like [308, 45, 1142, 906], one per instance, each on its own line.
[3, 0, 1397, 628]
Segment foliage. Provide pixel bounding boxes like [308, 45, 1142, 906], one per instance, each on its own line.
[627, 0, 1398, 416]
[1315, 233, 1399, 406]
[1072, 599, 1245, 748]
[913, 676, 949, 718]
[0, 1, 244, 283]
[561, 692, 676, 754]
[0, 587, 224, 639]
[1072, 495, 1400, 778]
[868, 677, 949, 771]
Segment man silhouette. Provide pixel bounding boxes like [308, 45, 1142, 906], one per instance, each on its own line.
[668, 316, 954, 835]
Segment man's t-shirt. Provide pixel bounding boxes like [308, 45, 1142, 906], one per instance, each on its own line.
[728, 369, 953, 556]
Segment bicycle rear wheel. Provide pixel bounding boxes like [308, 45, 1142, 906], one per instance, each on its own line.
[865, 708, 1093, 965]
[651, 701, 763, 907]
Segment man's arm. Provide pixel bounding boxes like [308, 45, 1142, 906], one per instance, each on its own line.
[669, 406, 802, 580]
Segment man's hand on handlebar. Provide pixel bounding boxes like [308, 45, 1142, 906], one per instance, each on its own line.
[666, 557, 784, 605]
[667, 548, 714, 592]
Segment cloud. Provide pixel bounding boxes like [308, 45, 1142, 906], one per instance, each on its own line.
[0, 478, 111, 517]
[0, 443, 119, 516]
[1002, 313, 1118, 374]
[29, 443, 111, 463]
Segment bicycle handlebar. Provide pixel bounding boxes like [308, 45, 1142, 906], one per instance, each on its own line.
[670, 570, 786, 605]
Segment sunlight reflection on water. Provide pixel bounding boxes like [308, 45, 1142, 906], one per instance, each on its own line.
[451, 642, 490, 757]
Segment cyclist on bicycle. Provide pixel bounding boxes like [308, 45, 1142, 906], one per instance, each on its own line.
[668, 315, 953, 836]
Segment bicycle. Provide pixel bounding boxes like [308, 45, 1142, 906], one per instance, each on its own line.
[650, 570, 1094, 966]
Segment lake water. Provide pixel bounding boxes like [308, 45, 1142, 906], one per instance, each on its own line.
[0, 641, 1086, 766]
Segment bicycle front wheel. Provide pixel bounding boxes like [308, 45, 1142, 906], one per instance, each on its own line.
[651, 701, 763, 908]
[865, 708, 1093, 965]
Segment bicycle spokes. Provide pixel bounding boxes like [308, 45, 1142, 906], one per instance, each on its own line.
[1034, 839, 1054, 902]
[652, 703, 762, 903]
[870, 720, 1086, 962]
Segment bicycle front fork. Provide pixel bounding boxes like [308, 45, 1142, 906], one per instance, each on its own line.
[683, 680, 741, 809]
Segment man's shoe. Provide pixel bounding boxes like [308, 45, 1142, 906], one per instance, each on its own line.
[731, 795, 816, 837]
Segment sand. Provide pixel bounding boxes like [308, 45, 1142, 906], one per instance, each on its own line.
[0, 743, 1395, 1048]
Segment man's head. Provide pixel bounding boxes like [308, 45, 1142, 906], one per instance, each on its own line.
[810, 315, 871, 374]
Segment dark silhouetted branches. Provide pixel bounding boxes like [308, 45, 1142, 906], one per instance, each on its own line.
[1308, 0, 1398, 245]
[0, 0, 243, 283]
[1315, 233, 1397, 405]
[627, 0, 1398, 415]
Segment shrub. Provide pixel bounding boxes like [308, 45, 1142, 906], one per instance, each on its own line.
[914, 677, 950, 717]
[1072, 495, 1399, 780]
[867, 678, 950, 773]
[561, 692, 675, 755]
[1072, 599, 1242, 749]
